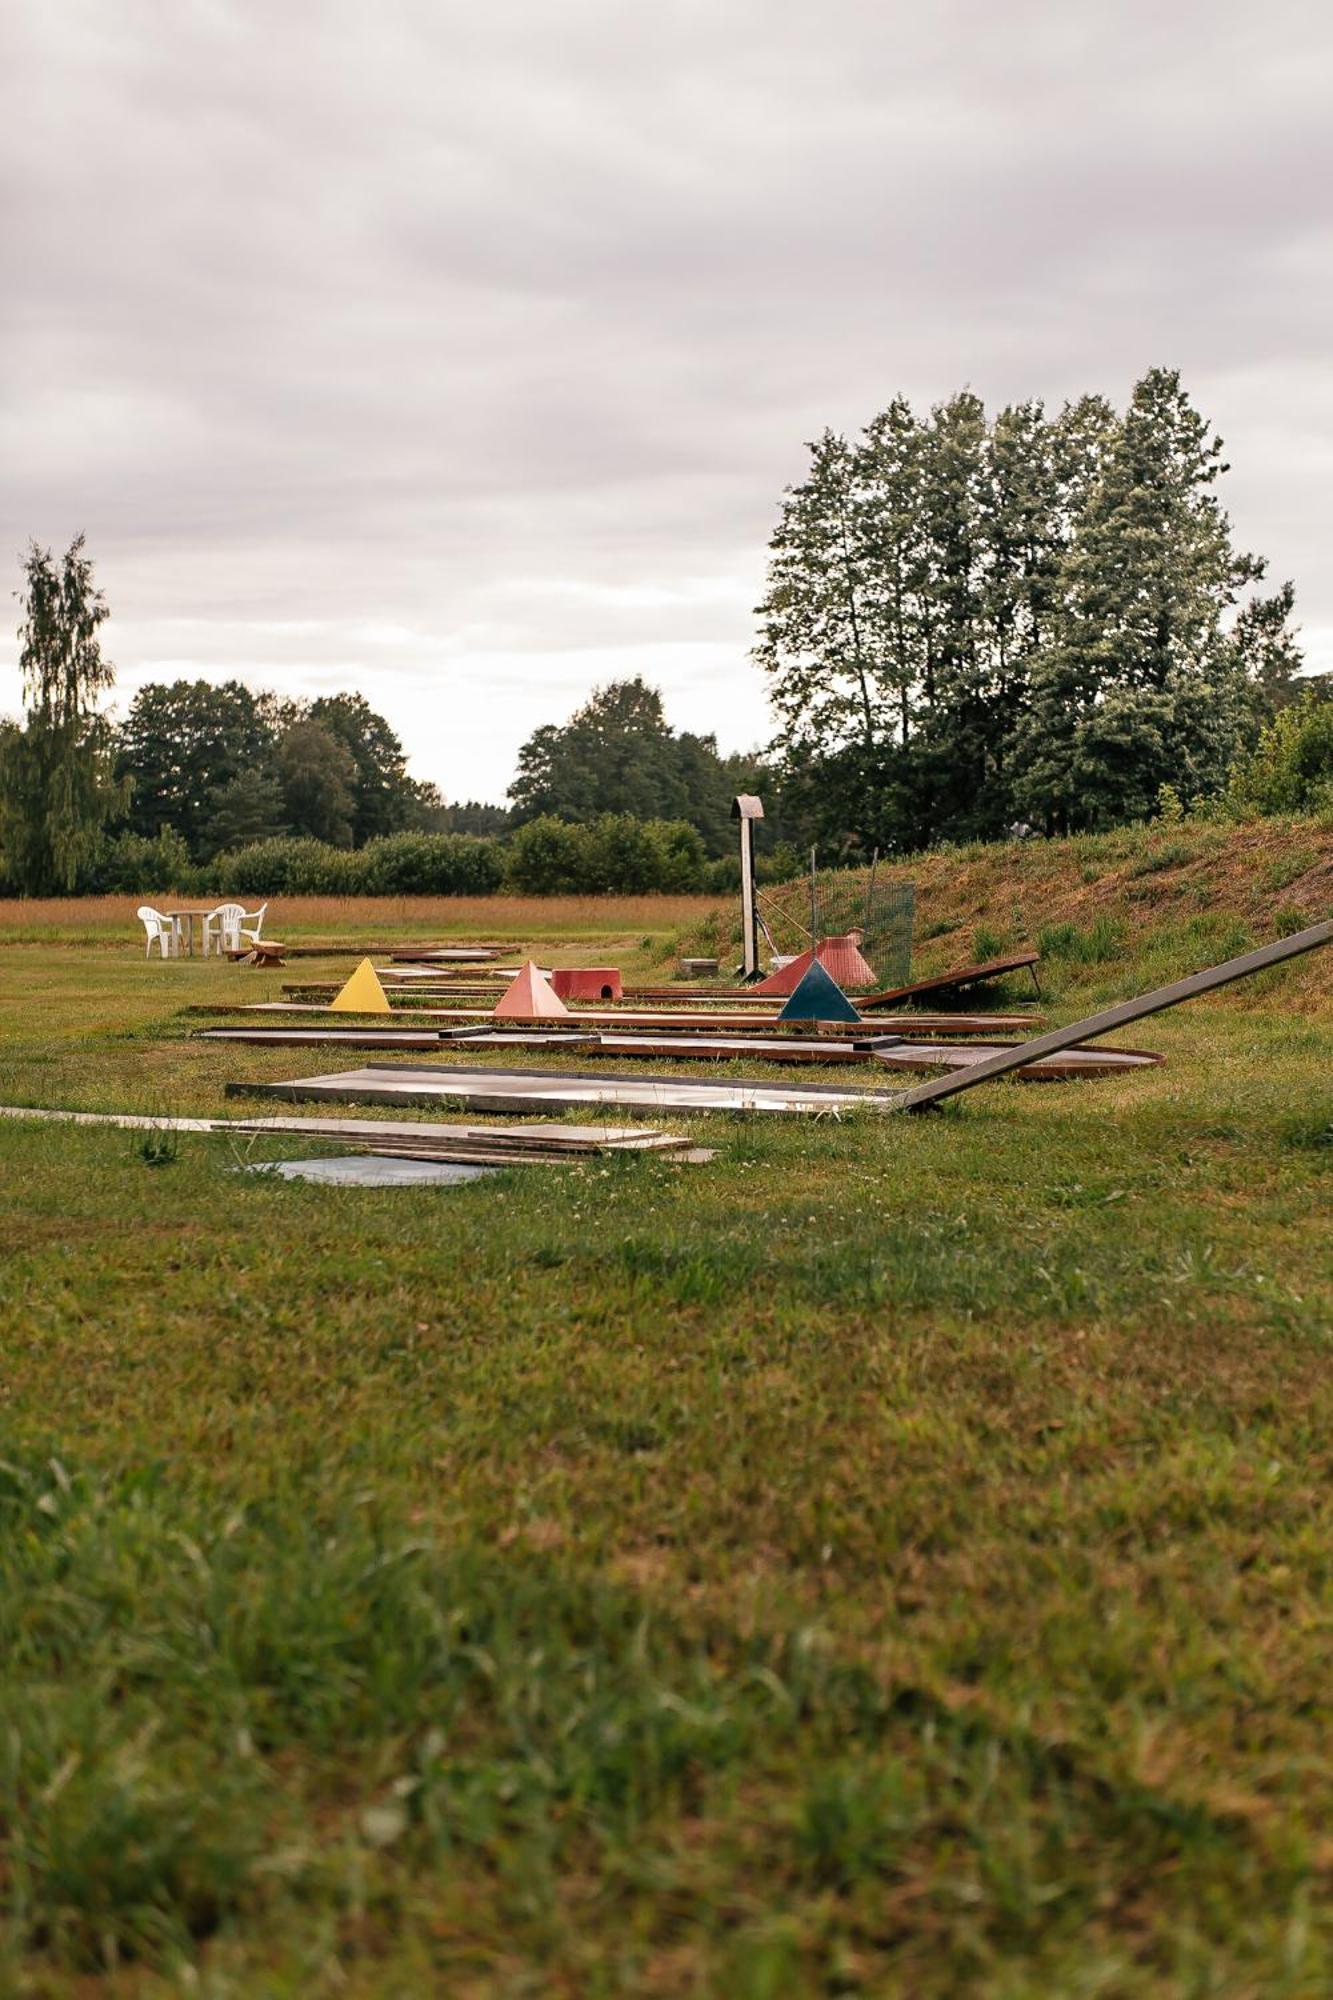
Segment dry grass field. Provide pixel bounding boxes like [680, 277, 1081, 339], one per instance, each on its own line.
[0, 892, 727, 951]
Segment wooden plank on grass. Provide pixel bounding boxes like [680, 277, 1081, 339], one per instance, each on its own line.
[195, 1001, 1044, 1037]
[227, 1115, 691, 1153]
[860, 953, 1041, 1009]
[891, 919, 1333, 1111]
[196, 1028, 447, 1049]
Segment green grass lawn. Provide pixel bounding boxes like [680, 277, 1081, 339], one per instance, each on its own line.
[2, 894, 1332, 1996]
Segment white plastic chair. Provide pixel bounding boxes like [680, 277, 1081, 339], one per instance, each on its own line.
[138, 906, 180, 959]
[204, 900, 269, 956]
[202, 902, 246, 956]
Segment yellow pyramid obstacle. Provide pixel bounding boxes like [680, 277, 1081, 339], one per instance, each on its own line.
[493, 961, 571, 1021]
[329, 957, 392, 1014]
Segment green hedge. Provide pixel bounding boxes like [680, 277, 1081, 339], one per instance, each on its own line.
[208, 832, 505, 898]
[5, 820, 732, 899]
[505, 815, 708, 894]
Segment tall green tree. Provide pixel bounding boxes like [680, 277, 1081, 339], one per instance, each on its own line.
[202, 768, 289, 856]
[114, 679, 275, 853]
[910, 392, 1002, 833]
[858, 396, 930, 747]
[275, 718, 357, 846]
[308, 693, 413, 845]
[1011, 369, 1263, 830]
[0, 538, 128, 893]
[509, 678, 756, 856]
[1230, 580, 1305, 723]
[753, 431, 878, 760]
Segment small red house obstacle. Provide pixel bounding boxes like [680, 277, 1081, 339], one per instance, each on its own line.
[752, 932, 877, 997]
[549, 967, 623, 1002]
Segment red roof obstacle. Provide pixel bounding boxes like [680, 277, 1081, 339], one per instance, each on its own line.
[752, 933, 877, 996]
[817, 933, 877, 988]
[493, 962, 571, 1021]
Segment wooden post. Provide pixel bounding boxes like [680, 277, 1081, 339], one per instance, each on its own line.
[732, 795, 765, 979]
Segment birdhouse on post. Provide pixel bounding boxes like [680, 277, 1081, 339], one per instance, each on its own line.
[732, 794, 764, 979]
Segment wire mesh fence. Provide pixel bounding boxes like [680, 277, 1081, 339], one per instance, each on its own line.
[756, 852, 914, 989]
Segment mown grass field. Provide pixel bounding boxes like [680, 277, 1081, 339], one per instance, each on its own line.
[1, 823, 1331, 1997]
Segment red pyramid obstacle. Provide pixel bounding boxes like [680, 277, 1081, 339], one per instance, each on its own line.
[493, 961, 571, 1021]
[752, 932, 877, 996]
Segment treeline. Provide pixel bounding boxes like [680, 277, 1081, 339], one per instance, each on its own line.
[757, 368, 1319, 850]
[0, 538, 772, 898]
[507, 678, 773, 858]
[111, 680, 451, 857]
[6, 405, 1329, 905]
[0, 532, 780, 897]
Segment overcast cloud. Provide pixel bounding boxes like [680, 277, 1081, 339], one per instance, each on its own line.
[3, 0, 1331, 802]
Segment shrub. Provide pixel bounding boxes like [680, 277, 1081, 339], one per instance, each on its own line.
[356, 832, 504, 896]
[81, 828, 197, 896]
[210, 837, 365, 897]
[504, 817, 590, 895]
[505, 816, 708, 895]
[1228, 691, 1333, 816]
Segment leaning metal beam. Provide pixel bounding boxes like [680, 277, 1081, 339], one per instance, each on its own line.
[892, 917, 1333, 1113]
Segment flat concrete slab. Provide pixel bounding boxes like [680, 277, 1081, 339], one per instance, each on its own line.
[226, 1062, 888, 1118]
[242, 1155, 496, 1187]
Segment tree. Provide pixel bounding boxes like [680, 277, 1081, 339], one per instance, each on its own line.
[114, 679, 275, 854]
[909, 392, 1000, 835]
[203, 768, 289, 855]
[508, 677, 752, 855]
[275, 719, 357, 846]
[1230, 581, 1305, 723]
[756, 372, 1302, 849]
[857, 396, 930, 747]
[0, 537, 128, 893]
[511, 679, 683, 821]
[1011, 369, 1258, 830]
[440, 797, 511, 837]
[1227, 685, 1333, 816]
[308, 693, 414, 844]
[754, 430, 879, 760]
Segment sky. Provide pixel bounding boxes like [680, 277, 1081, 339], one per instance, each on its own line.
[3, 0, 1331, 804]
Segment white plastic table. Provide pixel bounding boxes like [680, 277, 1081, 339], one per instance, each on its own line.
[164, 908, 215, 957]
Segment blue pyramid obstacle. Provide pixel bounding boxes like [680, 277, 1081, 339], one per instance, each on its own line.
[777, 957, 861, 1024]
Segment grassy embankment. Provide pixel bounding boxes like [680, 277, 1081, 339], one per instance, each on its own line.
[1, 815, 1331, 1996]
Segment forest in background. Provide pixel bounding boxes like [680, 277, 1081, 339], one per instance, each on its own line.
[2, 367, 1331, 897]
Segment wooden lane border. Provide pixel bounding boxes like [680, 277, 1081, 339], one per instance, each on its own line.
[184, 1002, 1044, 1037]
[194, 1024, 1163, 1079]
